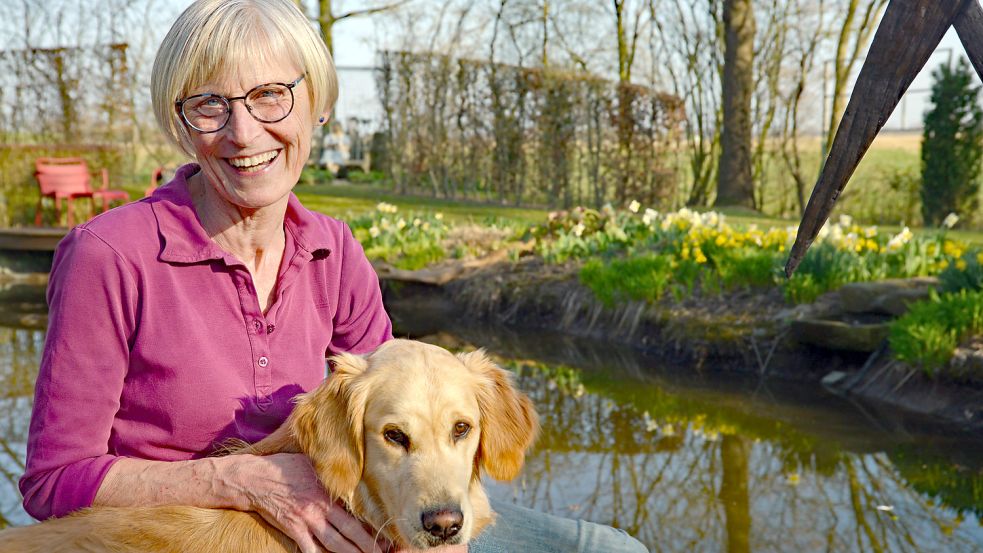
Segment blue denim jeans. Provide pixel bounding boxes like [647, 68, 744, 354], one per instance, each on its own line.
[469, 499, 649, 553]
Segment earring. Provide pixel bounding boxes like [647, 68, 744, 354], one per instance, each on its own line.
[318, 116, 326, 124]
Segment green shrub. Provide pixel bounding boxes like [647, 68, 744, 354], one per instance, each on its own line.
[783, 243, 878, 303]
[347, 170, 387, 184]
[715, 248, 782, 289]
[579, 255, 674, 306]
[921, 58, 983, 227]
[882, 166, 922, 226]
[889, 289, 983, 373]
[939, 249, 983, 293]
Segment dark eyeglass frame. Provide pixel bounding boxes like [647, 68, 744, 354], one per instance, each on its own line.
[175, 74, 305, 133]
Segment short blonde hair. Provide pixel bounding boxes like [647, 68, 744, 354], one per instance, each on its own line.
[151, 0, 337, 157]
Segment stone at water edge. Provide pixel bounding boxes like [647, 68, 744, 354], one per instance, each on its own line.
[789, 318, 889, 353]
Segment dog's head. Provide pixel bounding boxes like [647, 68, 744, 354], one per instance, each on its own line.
[288, 339, 539, 549]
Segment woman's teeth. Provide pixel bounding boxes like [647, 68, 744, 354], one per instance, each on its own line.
[227, 151, 278, 171]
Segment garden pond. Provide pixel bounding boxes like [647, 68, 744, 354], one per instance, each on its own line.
[0, 282, 981, 552]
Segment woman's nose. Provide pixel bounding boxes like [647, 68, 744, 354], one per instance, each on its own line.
[224, 100, 263, 145]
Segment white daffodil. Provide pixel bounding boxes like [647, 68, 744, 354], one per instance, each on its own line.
[702, 211, 721, 228]
[885, 226, 914, 251]
[368, 226, 380, 238]
[642, 208, 658, 226]
[642, 411, 658, 432]
[942, 212, 960, 229]
[572, 223, 586, 237]
[628, 200, 641, 213]
[376, 202, 398, 214]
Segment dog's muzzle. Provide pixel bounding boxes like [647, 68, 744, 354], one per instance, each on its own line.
[421, 506, 464, 542]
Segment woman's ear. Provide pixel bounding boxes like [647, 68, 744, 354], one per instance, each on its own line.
[457, 350, 539, 481]
[290, 352, 369, 501]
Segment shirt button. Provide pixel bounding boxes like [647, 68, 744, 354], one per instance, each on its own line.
[258, 356, 269, 367]
[253, 321, 263, 332]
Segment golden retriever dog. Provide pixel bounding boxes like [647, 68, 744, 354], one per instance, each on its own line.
[0, 339, 539, 552]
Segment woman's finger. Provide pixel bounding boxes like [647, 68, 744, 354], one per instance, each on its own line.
[310, 518, 362, 553]
[324, 502, 385, 553]
[293, 532, 325, 553]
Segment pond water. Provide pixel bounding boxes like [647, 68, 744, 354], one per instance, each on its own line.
[1, 283, 982, 552]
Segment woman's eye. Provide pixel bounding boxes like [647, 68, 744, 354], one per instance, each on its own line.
[384, 428, 410, 449]
[453, 422, 471, 440]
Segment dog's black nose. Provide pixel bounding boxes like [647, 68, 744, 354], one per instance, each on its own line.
[422, 507, 464, 540]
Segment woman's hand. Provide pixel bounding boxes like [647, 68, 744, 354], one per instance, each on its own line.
[228, 453, 385, 553]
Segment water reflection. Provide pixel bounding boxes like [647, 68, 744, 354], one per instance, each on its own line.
[483, 361, 983, 551]
[0, 285, 980, 552]
[0, 326, 42, 527]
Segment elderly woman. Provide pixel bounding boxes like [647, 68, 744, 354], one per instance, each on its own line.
[19, 1, 646, 552]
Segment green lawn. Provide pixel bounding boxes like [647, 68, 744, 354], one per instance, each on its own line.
[294, 180, 549, 226]
[294, 177, 983, 248]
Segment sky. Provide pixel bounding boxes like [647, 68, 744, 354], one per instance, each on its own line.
[155, 1, 977, 132]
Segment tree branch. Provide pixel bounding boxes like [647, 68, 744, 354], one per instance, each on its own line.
[334, 0, 411, 23]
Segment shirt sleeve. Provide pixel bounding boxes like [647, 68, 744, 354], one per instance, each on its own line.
[19, 227, 137, 519]
[328, 223, 392, 355]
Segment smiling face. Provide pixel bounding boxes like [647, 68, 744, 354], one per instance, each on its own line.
[183, 60, 316, 212]
[359, 347, 486, 549]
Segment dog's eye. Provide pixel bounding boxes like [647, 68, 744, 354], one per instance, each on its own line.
[453, 422, 471, 440]
[384, 428, 410, 449]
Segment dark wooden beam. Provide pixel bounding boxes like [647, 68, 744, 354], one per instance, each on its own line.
[785, 0, 972, 277]
[955, 0, 983, 79]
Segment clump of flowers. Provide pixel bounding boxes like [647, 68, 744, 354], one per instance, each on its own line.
[535, 200, 970, 304]
[349, 204, 449, 270]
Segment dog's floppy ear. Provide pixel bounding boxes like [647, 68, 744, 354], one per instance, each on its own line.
[458, 349, 539, 481]
[290, 352, 369, 501]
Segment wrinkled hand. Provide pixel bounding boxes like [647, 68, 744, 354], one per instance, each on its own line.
[229, 453, 385, 553]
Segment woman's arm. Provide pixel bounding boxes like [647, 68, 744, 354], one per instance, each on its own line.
[20, 228, 135, 519]
[95, 453, 385, 553]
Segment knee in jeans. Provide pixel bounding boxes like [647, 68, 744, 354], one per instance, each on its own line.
[598, 526, 648, 553]
[624, 534, 649, 553]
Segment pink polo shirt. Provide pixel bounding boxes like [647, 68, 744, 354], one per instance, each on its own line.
[20, 164, 392, 520]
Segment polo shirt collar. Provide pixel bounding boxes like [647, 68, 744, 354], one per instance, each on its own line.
[151, 163, 332, 264]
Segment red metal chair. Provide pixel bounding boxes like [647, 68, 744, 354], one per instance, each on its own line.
[34, 157, 130, 227]
[144, 166, 165, 197]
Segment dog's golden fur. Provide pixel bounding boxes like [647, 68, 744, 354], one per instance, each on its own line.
[0, 339, 539, 552]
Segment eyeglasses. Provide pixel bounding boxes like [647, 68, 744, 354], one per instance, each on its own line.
[175, 74, 305, 133]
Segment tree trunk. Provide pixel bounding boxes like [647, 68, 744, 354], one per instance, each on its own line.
[716, 0, 755, 208]
[319, 0, 336, 55]
[719, 434, 751, 553]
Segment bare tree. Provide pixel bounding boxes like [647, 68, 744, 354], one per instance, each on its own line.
[821, 0, 888, 159]
[779, 0, 826, 215]
[613, 0, 645, 83]
[314, 0, 411, 56]
[650, 0, 723, 207]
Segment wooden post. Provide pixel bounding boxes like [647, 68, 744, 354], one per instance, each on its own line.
[785, 0, 972, 277]
[954, 0, 983, 79]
